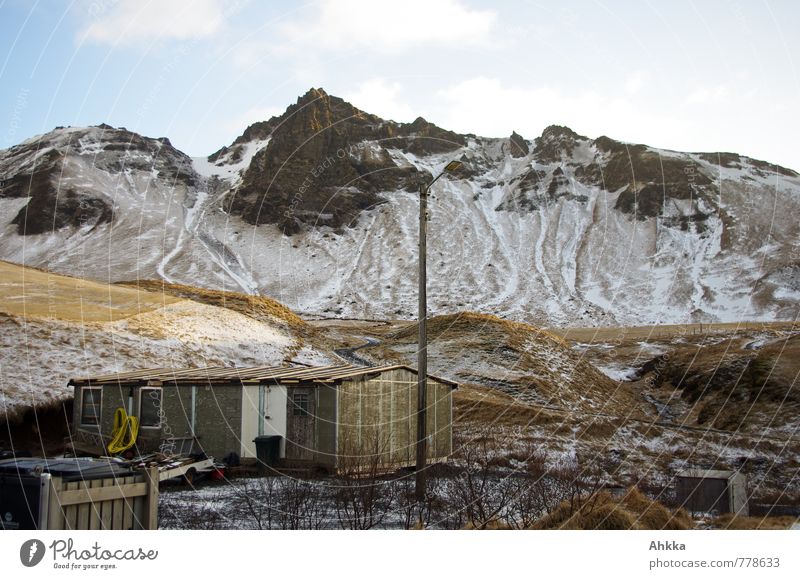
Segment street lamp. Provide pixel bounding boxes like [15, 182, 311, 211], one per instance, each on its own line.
[416, 159, 462, 503]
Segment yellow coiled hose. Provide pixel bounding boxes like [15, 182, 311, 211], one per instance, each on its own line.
[107, 407, 139, 454]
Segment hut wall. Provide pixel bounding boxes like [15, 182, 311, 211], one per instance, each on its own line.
[314, 384, 337, 467]
[240, 385, 259, 459]
[158, 385, 194, 451]
[73, 384, 163, 453]
[192, 384, 243, 460]
[97, 385, 132, 439]
[335, 368, 453, 469]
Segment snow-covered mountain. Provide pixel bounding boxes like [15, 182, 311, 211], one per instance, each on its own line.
[2, 88, 800, 327]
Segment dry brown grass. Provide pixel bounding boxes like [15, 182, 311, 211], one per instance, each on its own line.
[531, 487, 693, 530]
[390, 311, 569, 348]
[462, 518, 512, 530]
[453, 384, 565, 427]
[639, 330, 800, 432]
[117, 279, 308, 334]
[576, 418, 623, 439]
[550, 321, 800, 343]
[0, 260, 180, 322]
[710, 514, 798, 530]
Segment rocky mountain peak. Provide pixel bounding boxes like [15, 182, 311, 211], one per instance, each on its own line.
[539, 124, 584, 142]
[508, 131, 529, 157]
[533, 125, 586, 163]
[223, 89, 478, 234]
[298, 86, 328, 102]
[227, 91, 412, 234]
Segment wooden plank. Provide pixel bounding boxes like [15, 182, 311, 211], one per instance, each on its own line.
[132, 496, 144, 530]
[57, 481, 148, 506]
[88, 479, 102, 530]
[100, 479, 113, 530]
[111, 495, 124, 530]
[64, 506, 76, 530]
[47, 476, 65, 530]
[144, 467, 159, 530]
[64, 482, 78, 530]
[77, 481, 91, 530]
[122, 476, 134, 531]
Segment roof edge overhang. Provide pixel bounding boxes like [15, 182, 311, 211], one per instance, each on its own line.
[69, 364, 459, 389]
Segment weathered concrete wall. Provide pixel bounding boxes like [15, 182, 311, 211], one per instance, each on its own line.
[73, 384, 169, 453]
[192, 385, 243, 460]
[158, 385, 194, 452]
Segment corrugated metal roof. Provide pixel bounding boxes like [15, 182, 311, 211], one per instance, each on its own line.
[69, 364, 458, 388]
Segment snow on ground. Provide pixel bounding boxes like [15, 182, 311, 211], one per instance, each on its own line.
[0, 297, 326, 420]
[191, 138, 271, 183]
[594, 364, 639, 381]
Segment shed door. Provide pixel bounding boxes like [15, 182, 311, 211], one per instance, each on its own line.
[286, 387, 315, 461]
[678, 477, 730, 514]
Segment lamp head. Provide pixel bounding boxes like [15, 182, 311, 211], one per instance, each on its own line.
[443, 160, 462, 173]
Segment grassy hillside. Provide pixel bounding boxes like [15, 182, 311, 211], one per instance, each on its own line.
[116, 279, 308, 334]
[374, 312, 644, 417]
[0, 260, 180, 322]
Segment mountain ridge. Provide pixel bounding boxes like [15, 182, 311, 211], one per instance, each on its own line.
[1, 87, 799, 327]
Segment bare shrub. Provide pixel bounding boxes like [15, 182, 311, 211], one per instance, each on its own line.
[277, 477, 330, 529]
[160, 490, 227, 530]
[447, 432, 518, 528]
[234, 477, 279, 530]
[392, 471, 448, 529]
[333, 430, 395, 529]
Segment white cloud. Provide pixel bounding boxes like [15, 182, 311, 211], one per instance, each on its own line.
[433, 77, 690, 145]
[224, 105, 284, 134]
[279, 0, 496, 53]
[624, 71, 648, 94]
[342, 79, 415, 122]
[79, 0, 225, 45]
[685, 84, 730, 105]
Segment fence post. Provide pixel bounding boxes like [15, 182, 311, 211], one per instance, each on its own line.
[143, 467, 159, 530]
[46, 475, 65, 530]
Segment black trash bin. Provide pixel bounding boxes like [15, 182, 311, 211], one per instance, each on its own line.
[253, 436, 282, 469]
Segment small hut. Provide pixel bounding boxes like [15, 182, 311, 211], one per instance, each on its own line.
[676, 469, 749, 516]
[69, 364, 456, 471]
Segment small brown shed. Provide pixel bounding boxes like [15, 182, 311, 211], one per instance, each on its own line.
[69, 364, 457, 471]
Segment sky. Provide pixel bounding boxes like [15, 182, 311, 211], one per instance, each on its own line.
[1, 0, 799, 169]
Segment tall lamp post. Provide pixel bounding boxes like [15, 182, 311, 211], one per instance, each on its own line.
[416, 159, 462, 503]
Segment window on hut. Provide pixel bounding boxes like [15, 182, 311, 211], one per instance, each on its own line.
[139, 388, 162, 428]
[80, 387, 102, 426]
[292, 393, 309, 416]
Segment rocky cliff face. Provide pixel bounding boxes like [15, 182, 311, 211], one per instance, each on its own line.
[223, 88, 464, 233]
[2, 89, 799, 326]
[0, 124, 196, 236]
